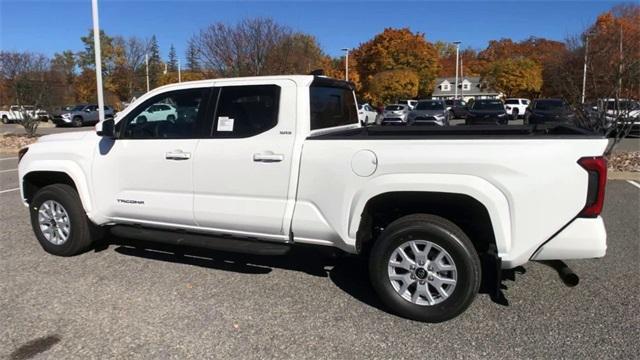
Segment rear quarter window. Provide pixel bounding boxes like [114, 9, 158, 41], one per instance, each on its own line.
[310, 86, 358, 130]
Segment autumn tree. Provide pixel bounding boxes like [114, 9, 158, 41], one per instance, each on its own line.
[435, 42, 481, 77]
[369, 69, 419, 105]
[353, 28, 440, 99]
[584, 5, 640, 100]
[481, 58, 543, 97]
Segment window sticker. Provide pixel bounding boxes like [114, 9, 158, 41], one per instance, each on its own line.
[217, 116, 234, 132]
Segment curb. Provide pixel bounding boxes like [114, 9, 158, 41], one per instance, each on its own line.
[608, 171, 640, 181]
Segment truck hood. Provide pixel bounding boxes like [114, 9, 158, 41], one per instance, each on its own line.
[37, 131, 93, 143]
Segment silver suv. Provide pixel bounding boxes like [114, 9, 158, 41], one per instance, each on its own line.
[52, 104, 114, 127]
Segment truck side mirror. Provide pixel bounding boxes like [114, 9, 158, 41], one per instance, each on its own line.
[97, 119, 115, 138]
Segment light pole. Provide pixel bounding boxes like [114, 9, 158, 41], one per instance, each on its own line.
[145, 53, 150, 92]
[453, 41, 461, 100]
[91, 0, 105, 123]
[178, 59, 182, 83]
[341, 48, 350, 81]
[581, 31, 595, 104]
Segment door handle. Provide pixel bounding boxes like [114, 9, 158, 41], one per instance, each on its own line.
[253, 152, 284, 163]
[165, 150, 191, 160]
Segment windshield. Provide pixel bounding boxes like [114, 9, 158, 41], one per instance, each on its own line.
[72, 105, 85, 111]
[385, 105, 405, 111]
[535, 100, 564, 110]
[505, 99, 519, 104]
[23, 106, 35, 110]
[471, 101, 503, 111]
[415, 101, 444, 110]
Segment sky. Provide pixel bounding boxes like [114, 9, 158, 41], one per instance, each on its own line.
[0, 0, 623, 61]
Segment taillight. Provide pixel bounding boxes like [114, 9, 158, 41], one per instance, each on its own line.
[578, 156, 607, 217]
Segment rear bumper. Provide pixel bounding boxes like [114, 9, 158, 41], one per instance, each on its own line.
[530, 217, 607, 261]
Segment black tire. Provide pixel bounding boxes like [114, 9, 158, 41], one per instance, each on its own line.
[29, 184, 101, 256]
[369, 214, 481, 323]
[1, 115, 8, 124]
[167, 114, 176, 121]
[72, 116, 83, 127]
[449, 110, 455, 120]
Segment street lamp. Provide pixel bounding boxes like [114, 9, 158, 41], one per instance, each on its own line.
[341, 48, 350, 81]
[91, 0, 105, 123]
[453, 41, 461, 100]
[581, 31, 596, 104]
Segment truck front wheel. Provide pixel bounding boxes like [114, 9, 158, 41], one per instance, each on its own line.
[1, 115, 8, 124]
[369, 214, 481, 322]
[29, 184, 101, 256]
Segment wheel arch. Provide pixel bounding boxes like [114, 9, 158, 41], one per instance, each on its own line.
[21, 162, 93, 215]
[348, 174, 511, 257]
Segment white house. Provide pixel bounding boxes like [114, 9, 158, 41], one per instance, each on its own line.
[432, 77, 502, 101]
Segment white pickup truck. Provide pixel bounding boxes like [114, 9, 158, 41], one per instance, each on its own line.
[18, 75, 608, 322]
[1, 105, 49, 123]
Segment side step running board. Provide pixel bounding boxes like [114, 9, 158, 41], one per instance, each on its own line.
[110, 225, 291, 256]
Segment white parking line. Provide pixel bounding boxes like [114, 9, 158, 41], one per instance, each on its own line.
[627, 180, 640, 190]
[0, 187, 19, 194]
[0, 157, 17, 161]
[0, 168, 17, 173]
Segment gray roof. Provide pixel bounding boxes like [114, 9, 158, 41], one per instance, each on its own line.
[432, 76, 499, 97]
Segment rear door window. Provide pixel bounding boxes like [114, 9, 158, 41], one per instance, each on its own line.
[212, 85, 280, 138]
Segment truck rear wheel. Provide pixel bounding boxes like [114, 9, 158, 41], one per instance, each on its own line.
[29, 184, 101, 256]
[369, 214, 481, 322]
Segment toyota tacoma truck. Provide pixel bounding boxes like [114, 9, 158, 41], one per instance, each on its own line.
[18, 75, 608, 322]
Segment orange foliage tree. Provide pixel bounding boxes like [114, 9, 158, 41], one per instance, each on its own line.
[368, 69, 419, 105]
[353, 28, 440, 100]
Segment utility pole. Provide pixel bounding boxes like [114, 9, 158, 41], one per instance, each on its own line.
[453, 41, 461, 100]
[178, 59, 182, 83]
[91, 0, 105, 123]
[581, 32, 595, 104]
[341, 48, 350, 81]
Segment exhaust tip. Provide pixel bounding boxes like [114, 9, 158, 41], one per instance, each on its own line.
[538, 260, 580, 287]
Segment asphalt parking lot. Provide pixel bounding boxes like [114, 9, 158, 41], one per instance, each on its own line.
[0, 152, 639, 359]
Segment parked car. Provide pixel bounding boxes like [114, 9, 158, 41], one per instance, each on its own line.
[18, 75, 609, 323]
[465, 99, 508, 125]
[524, 99, 575, 125]
[381, 104, 410, 125]
[136, 104, 178, 123]
[1, 105, 49, 123]
[398, 100, 418, 110]
[444, 99, 468, 119]
[504, 98, 530, 119]
[358, 103, 378, 125]
[592, 99, 640, 137]
[52, 104, 115, 127]
[408, 100, 450, 126]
